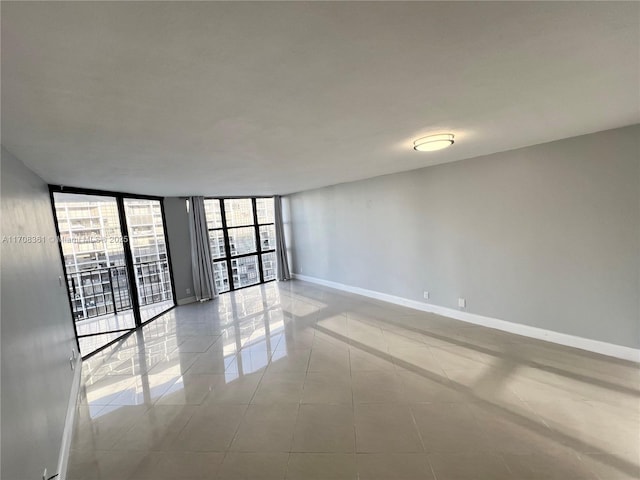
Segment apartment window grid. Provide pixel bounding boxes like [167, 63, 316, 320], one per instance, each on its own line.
[204, 197, 276, 293]
[124, 199, 173, 306]
[54, 196, 173, 321]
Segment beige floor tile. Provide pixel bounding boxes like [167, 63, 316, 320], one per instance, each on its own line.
[109, 374, 180, 406]
[71, 405, 149, 451]
[79, 375, 138, 407]
[230, 404, 299, 452]
[307, 346, 351, 373]
[502, 451, 598, 479]
[444, 363, 523, 402]
[390, 347, 446, 377]
[352, 370, 406, 404]
[176, 336, 221, 353]
[301, 371, 353, 404]
[138, 451, 224, 479]
[349, 348, 397, 373]
[203, 373, 262, 405]
[67, 450, 157, 480]
[147, 352, 200, 375]
[216, 452, 288, 479]
[398, 370, 468, 403]
[236, 348, 271, 375]
[171, 404, 247, 451]
[311, 328, 351, 349]
[251, 373, 304, 404]
[346, 323, 388, 351]
[579, 453, 640, 480]
[292, 404, 355, 452]
[155, 374, 219, 405]
[509, 366, 640, 410]
[382, 330, 427, 350]
[286, 453, 357, 480]
[111, 404, 197, 451]
[315, 314, 349, 337]
[411, 403, 490, 453]
[66, 281, 640, 480]
[356, 453, 434, 479]
[525, 399, 640, 461]
[427, 452, 512, 480]
[467, 401, 565, 454]
[429, 345, 497, 372]
[186, 351, 237, 375]
[354, 404, 423, 453]
[264, 349, 311, 374]
[274, 331, 315, 350]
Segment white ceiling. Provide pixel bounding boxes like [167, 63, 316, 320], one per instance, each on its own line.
[2, 1, 639, 196]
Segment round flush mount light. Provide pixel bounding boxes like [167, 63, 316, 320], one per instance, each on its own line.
[413, 133, 455, 152]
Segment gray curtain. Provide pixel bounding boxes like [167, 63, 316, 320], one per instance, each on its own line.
[274, 195, 291, 281]
[188, 196, 217, 301]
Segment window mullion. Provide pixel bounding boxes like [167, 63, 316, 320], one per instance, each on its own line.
[252, 198, 265, 284]
[219, 198, 235, 291]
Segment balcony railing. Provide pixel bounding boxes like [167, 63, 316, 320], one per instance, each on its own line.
[67, 259, 172, 321]
[133, 259, 173, 307]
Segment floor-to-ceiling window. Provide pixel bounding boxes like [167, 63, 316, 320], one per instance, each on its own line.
[204, 197, 275, 293]
[124, 198, 174, 322]
[51, 188, 176, 357]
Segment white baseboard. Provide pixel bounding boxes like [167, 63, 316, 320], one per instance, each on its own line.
[293, 273, 639, 363]
[177, 296, 197, 306]
[57, 355, 82, 480]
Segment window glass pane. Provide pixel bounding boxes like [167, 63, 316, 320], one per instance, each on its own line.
[124, 199, 167, 264]
[224, 199, 254, 227]
[213, 261, 230, 293]
[259, 225, 276, 251]
[204, 199, 223, 229]
[262, 252, 276, 281]
[228, 227, 256, 256]
[124, 198, 174, 322]
[54, 193, 125, 275]
[232, 256, 260, 288]
[256, 198, 275, 224]
[209, 230, 226, 259]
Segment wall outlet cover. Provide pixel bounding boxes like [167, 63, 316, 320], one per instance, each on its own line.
[423, 291, 430, 299]
[458, 298, 466, 308]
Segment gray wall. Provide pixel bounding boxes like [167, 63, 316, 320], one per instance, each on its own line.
[288, 125, 640, 349]
[164, 197, 195, 303]
[1, 148, 78, 480]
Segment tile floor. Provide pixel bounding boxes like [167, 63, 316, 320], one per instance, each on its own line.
[68, 280, 640, 480]
[77, 300, 175, 355]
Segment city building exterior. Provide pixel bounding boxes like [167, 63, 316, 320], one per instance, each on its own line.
[54, 195, 172, 321]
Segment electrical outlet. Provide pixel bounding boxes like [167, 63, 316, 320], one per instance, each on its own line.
[58, 276, 63, 287]
[423, 291, 430, 300]
[186, 288, 191, 295]
[458, 298, 466, 308]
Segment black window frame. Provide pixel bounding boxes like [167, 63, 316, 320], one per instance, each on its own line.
[204, 197, 276, 292]
[48, 185, 177, 359]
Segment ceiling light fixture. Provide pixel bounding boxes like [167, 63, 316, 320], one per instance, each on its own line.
[413, 133, 455, 152]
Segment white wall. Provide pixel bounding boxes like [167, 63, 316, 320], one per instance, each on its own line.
[1, 148, 78, 480]
[288, 125, 640, 349]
